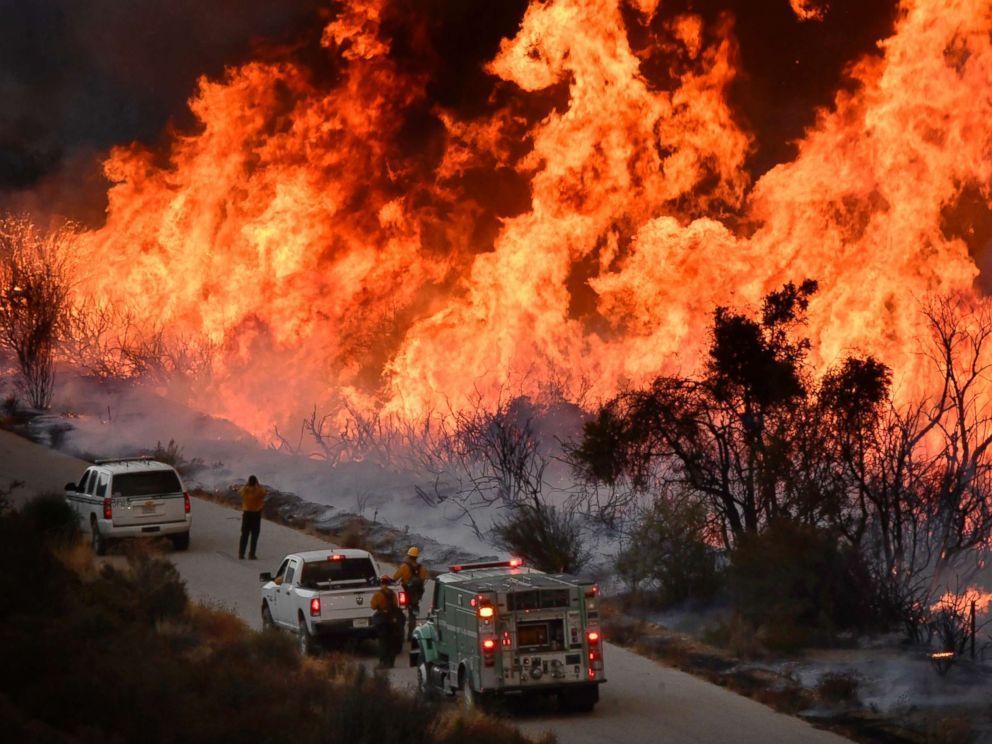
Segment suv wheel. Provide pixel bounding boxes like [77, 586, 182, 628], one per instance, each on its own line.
[91, 520, 107, 556]
[171, 532, 190, 551]
[298, 618, 315, 656]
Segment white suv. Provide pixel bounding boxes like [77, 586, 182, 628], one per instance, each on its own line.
[65, 458, 192, 555]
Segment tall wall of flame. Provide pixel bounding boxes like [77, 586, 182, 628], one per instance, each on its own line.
[73, 0, 992, 436]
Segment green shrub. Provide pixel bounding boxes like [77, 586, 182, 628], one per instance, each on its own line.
[20, 492, 79, 546]
[95, 551, 188, 624]
[0, 499, 551, 744]
[616, 493, 721, 605]
[729, 520, 878, 650]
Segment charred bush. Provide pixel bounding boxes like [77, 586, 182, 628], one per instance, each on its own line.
[491, 498, 589, 574]
[816, 671, 860, 705]
[149, 438, 204, 476]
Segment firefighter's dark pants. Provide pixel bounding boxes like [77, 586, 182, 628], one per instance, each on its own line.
[239, 511, 261, 558]
[376, 615, 400, 667]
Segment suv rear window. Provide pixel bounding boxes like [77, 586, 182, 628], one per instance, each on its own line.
[299, 558, 377, 589]
[112, 470, 182, 497]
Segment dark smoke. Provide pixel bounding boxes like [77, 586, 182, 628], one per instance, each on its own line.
[0, 0, 328, 221]
[0, 0, 900, 225]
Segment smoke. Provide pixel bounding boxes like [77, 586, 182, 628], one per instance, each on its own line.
[0, 0, 898, 224]
[0, 0, 328, 221]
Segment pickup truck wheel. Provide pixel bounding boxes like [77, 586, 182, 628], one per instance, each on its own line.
[298, 618, 316, 656]
[91, 521, 107, 556]
[170, 532, 190, 551]
[261, 604, 275, 631]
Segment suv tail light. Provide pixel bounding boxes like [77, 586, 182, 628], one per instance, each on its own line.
[102, 497, 112, 520]
[310, 597, 321, 617]
[398, 591, 408, 608]
[183, 491, 191, 514]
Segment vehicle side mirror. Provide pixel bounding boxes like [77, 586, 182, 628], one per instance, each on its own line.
[64, 482, 76, 491]
[259, 572, 273, 582]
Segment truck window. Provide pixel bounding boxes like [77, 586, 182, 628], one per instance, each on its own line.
[77, 470, 92, 493]
[298, 557, 377, 589]
[111, 470, 182, 498]
[275, 559, 289, 581]
[96, 473, 109, 498]
[86, 472, 100, 496]
[285, 561, 298, 586]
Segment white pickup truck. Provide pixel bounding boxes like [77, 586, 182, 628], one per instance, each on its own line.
[260, 549, 395, 654]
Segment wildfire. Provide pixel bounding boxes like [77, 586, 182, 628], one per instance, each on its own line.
[931, 588, 992, 616]
[65, 0, 992, 438]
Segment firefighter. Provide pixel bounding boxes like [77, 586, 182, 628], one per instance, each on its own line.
[370, 576, 403, 669]
[394, 546, 429, 642]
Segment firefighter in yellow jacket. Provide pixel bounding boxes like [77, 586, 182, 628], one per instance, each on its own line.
[394, 546, 429, 642]
[238, 475, 265, 560]
[370, 576, 403, 668]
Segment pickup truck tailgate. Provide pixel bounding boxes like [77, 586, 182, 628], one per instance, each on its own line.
[319, 586, 379, 620]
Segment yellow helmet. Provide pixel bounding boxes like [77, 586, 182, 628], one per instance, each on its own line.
[407, 546, 420, 558]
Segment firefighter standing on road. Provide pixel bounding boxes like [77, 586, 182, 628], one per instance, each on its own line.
[394, 546, 429, 642]
[238, 475, 265, 560]
[370, 576, 403, 669]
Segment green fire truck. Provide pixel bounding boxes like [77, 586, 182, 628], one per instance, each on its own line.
[410, 559, 605, 712]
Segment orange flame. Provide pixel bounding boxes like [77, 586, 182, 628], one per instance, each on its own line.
[68, 0, 992, 438]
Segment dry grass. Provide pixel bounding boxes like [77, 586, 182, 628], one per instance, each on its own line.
[51, 535, 98, 578]
[187, 602, 249, 643]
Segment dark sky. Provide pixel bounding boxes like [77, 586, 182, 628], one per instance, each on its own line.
[0, 0, 899, 223]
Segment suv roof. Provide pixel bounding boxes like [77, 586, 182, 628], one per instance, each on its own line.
[90, 459, 177, 474]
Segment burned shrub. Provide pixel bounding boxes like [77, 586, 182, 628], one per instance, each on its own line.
[816, 671, 860, 705]
[491, 499, 589, 574]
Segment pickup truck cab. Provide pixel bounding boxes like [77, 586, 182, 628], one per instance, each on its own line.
[65, 458, 192, 555]
[411, 559, 604, 712]
[259, 549, 389, 655]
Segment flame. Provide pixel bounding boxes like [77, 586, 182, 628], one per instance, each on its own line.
[790, 1, 827, 22]
[931, 587, 992, 616]
[66, 0, 992, 438]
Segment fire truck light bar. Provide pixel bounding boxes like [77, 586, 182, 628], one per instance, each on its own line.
[449, 559, 525, 573]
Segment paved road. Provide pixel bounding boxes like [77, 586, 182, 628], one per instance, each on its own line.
[1, 429, 847, 743]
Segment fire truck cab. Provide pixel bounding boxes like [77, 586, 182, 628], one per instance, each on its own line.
[410, 559, 604, 712]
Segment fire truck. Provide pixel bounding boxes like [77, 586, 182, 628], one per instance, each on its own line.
[410, 559, 604, 712]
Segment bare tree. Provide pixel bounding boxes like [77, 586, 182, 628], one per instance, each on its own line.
[0, 216, 74, 409]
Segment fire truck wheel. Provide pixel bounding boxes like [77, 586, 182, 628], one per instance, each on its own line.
[417, 662, 440, 701]
[461, 675, 490, 713]
[558, 684, 598, 713]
